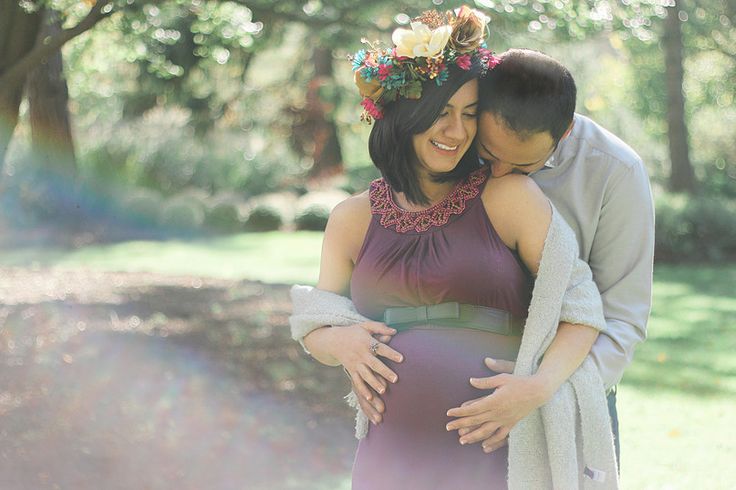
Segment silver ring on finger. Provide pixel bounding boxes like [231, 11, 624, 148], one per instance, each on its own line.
[370, 339, 380, 356]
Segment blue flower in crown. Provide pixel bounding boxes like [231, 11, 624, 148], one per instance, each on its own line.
[361, 65, 380, 82]
[435, 69, 450, 85]
[352, 49, 367, 71]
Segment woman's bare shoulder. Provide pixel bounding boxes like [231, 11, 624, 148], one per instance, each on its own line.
[324, 190, 372, 261]
[483, 173, 544, 201]
[329, 190, 371, 226]
[481, 174, 551, 249]
[482, 174, 548, 213]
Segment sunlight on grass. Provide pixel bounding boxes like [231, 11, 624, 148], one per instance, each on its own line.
[619, 388, 735, 489]
[618, 264, 736, 488]
[2, 235, 735, 487]
[0, 232, 324, 285]
[627, 265, 736, 397]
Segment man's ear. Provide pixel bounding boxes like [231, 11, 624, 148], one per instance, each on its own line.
[560, 120, 575, 141]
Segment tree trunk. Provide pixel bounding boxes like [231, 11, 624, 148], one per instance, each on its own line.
[0, 2, 42, 172]
[663, 3, 696, 194]
[293, 46, 343, 178]
[310, 46, 343, 177]
[27, 10, 77, 175]
[0, 1, 111, 173]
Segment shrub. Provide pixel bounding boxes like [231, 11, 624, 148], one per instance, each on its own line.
[683, 197, 736, 260]
[121, 188, 165, 227]
[77, 117, 306, 199]
[293, 190, 349, 231]
[206, 201, 244, 233]
[160, 195, 206, 231]
[247, 192, 298, 228]
[79, 141, 134, 185]
[655, 192, 736, 262]
[244, 204, 283, 231]
[0, 154, 83, 225]
[295, 204, 330, 231]
[177, 187, 212, 206]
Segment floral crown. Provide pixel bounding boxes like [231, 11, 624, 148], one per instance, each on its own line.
[350, 6, 500, 124]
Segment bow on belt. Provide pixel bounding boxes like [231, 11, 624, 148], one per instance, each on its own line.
[382, 302, 523, 336]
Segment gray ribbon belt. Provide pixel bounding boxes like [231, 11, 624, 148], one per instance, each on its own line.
[383, 302, 523, 336]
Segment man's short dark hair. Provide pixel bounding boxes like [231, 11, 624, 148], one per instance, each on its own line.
[369, 64, 481, 206]
[478, 48, 576, 143]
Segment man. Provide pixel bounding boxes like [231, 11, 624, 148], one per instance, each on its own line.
[355, 48, 655, 464]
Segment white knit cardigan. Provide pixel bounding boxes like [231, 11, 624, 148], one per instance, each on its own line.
[289, 206, 619, 489]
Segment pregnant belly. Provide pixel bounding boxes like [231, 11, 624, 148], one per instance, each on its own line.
[351, 326, 521, 490]
[377, 326, 521, 435]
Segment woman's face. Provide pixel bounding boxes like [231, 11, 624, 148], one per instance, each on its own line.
[411, 79, 479, 176]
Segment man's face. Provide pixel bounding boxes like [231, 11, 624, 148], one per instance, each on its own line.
[476, 112, 557, 177]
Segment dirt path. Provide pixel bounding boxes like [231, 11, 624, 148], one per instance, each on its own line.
[0, 268, 357, 489]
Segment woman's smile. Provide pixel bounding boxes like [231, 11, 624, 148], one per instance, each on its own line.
[430, 139, 460, 152]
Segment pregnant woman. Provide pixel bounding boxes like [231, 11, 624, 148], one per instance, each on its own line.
[293, 7, 616, 489]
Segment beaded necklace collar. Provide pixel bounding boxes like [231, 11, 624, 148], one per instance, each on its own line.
[369, 167, 488, 233]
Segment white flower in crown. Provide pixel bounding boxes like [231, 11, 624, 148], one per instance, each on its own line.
[392, 21, 452, 59]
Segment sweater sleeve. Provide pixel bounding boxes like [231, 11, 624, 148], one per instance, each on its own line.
[559, 256, 607, 332]
[288, 285, 370, 354]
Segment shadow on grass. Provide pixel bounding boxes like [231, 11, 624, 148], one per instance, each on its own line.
[2, 263, 735, 488]
[0, 273, 355, 489]
[621, 264, 736, 397]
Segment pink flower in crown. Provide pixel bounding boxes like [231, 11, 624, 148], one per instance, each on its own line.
[455, 54, 472, 70]
[378, 64, 391, 81]
[487, 54, 501, 69]
[361, 98, 383, 120]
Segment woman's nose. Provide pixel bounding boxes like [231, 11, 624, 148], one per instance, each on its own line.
[443, 115, 466, 140]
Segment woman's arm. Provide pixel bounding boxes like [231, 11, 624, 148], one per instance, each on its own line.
[445, 175, 600, 452]
[299, 194, 404, 409]
[301, 195, 363, 365]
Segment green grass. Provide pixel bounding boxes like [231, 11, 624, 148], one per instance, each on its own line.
[3, 233, 735, 488]
[618, 264, 736, 489]
[0, 231, 324, 285]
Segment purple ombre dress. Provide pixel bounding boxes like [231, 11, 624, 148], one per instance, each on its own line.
[350, 167, 533, 490]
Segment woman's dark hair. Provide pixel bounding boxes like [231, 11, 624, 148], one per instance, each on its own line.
[368, 63, 482, 206]
[478, 48, 576, 143]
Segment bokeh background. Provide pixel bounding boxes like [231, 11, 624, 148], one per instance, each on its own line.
[0, 1, 734, 489]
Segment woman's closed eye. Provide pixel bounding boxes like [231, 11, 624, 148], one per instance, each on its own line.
[438, 111, 476, 119]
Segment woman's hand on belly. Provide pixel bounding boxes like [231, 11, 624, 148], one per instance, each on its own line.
[326, 322, 404, 405]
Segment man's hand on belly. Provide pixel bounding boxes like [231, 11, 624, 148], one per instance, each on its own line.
[445, 358, 550, 453]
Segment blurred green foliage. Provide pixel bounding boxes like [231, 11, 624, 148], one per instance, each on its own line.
[206, 201, 244, 233]
[55, 0, 730, 192]
[294, 204, 330, 231]
[3, 0, 734, 260]
[245, 204, 283, 232]
[655, 192, 736, 262]
[160, 194, 207, 230]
